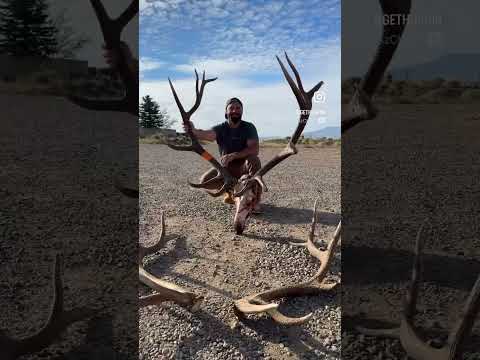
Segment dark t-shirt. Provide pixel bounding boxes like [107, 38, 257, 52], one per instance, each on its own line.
[211, 120, 259, 156]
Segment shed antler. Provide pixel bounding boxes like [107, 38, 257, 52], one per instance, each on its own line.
[68, 0, 138, 115]
[139, 212, 203, 310]
[342, 0, 412, 133]
[234, 200, 341, 325]
[356, 221, 480, 359]
[167, 71, 236, 196]
[1, 254, 94, 359]
[234, 52, 323, 197]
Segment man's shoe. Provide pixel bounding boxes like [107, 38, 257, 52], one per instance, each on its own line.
[223, 192, 235, 205]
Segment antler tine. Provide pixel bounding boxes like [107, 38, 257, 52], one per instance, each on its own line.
[188, 70, 217, 117]
[308, 80, 325, 98]
[89, 0, 111, 40]
[188, 175, 236, 197]
[446, 274, 480, 356]
[405, 220, 427, 318]
[4, 254, 94, 358]
[89, 0, 137, 45]
[168, 78, 187, 118]
[276, 55, 304, 108]
[283, 51, 305, 94]
[361, 0, 411, 97]
[17, 253, 65, 354]
[283, 51, 324, 98]
[234, 200, 340, 326]
[205, 184, 231, 197]
[194, 69, 200, 97]
[138, 213, 203, 311]
[116, 0, 139, 30]
[310, 220, 342, 285]
[139, 212, 166, 262]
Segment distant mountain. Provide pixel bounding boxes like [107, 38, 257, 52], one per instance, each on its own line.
[303, 126, 340, 139]
[391, 53, 480, 81]
[260, 136, 283, 141]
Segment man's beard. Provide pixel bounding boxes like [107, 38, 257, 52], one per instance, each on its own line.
[230, 115, 242, 124]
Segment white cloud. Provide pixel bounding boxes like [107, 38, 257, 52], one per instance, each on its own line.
[139, 57, 164, 77]
[141, 48, 340, 137]
[140, 0, 340, 59]
[174, 59, 247, 77]
[139, 0, 340, 135]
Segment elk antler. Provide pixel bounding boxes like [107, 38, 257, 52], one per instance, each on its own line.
[167, 70, 237, 196]
[342, 0, 412, 133]
[0, 254, 94, 359]
[139, 212, 203, 310]
[68, 0, 139, 115]
[356, 221, 480, 359]
[234, 199, 341, 325]
[234, 52, 323, 197]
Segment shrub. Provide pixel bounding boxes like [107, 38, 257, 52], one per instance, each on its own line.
[418, 87, 464, 103]
[461, 89, 480, 103]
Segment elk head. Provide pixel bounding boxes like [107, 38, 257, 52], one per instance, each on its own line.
[232, 174, 262, 234]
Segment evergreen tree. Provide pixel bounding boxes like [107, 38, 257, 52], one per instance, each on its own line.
[139, 95, 162, 128]
[0, 0, 59, 57]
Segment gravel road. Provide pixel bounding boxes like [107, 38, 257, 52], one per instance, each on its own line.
[139, 143, 341, 360]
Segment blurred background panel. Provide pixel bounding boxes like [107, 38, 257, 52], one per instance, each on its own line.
[0, 0, 139, 358]
[342, 1, 480, 359]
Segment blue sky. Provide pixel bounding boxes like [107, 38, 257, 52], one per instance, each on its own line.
[139, 0, 340, 137]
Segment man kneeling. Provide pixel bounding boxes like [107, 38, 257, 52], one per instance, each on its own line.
[183, 97, 262, 213]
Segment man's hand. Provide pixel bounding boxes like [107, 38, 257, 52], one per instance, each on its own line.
[103, 42, 137, 73]
[183, 121, 195, 134]
[221, 153, 238, 166]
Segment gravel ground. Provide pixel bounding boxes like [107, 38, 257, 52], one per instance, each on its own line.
[139, 143, 341, 360]
[1, 95, 138, 359]
[342, 104, 480, 359]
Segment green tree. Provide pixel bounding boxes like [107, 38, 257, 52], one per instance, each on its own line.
[139, 95, 161, 128]
[159, 108, 177, 129]
[0, 0, 58, 57]
[0, 0, 88, 58]
[51, 6, 89, 59]
[139, 95, 178, 129]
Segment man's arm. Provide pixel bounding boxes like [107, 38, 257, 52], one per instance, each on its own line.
[234, 124, 259, 159]
[184, 121, 216, 142]
[234, 139, 259, 159]
[220, 138, 258, 166]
